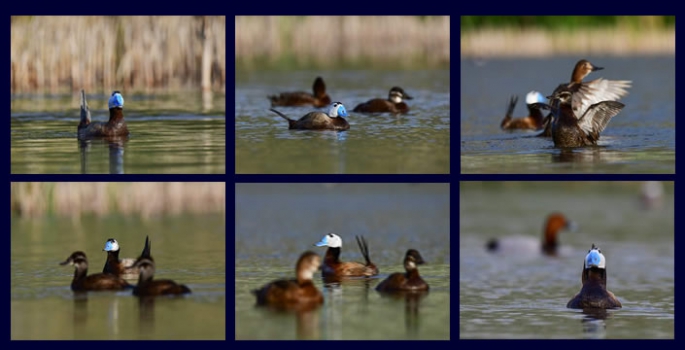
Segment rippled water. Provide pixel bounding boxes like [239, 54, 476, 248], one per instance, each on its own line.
[10, 92, 226, 174]
[459, 182, 674, 339]
[11, 214, 226, 340]
[460, 56, 675, 174]
[235, 70, 450, 174]
[235, 183, 451, 340]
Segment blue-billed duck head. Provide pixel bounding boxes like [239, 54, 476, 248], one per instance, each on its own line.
[327, 102, 348, 118]
[584, 244, 606, 269]
[108, 91, 124, 109]
[103, 238, 120, 252]
[526, 91, 547, 105]
[314, 233, 343, 248]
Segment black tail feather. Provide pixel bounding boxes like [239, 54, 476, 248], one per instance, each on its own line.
[355, 235, 372, 266]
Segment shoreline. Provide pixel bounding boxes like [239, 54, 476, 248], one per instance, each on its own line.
[461, 28, 675, 58]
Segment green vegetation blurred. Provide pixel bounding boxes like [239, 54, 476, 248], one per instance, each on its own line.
[461, 16, 675, 31]
[235, 16, 450, 71]
[11, 16, 226, 94]
[11, 182, 225, 218]
[461, 16, 675, 57]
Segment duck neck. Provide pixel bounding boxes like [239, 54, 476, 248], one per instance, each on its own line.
[325, 247, 341, 264]
[73, 265, 88, 282]
[582, 267, 607, 288]
[108, 108, 125, 123]
[405, 267, 420, 280]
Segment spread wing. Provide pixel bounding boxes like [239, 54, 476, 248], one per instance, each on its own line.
[578, 100, 625, 135]
[572, 78, 631, 118]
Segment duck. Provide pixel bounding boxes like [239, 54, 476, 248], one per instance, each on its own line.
[313, 233, 379, 278]
[270, 101, 349, 130]
[545, 90, 624, 147]
[268, 76, 331, 108]
[60, 251, 131, 291]
[486, 212, 576, 256]
[102, 236, 150, 278]
[567, 244, 622, 309]
[501, 91, 548, 131]
[251, 251, 324, 310]
[131, 238, 191, 296]
[375, 249, 429, 292]
[352, 86, 412, 114]
[537, 59, 631, 138]
[77, 90, 129, 138]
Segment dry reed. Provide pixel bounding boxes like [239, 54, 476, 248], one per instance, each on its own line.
[235, 16, 450, 69]
[11, 16, 226, 93]
[11, 182, 225, 218]
[461, 27, 675, 58]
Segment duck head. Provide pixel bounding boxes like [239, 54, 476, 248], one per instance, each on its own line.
[108, 91, 124, 109]
[327, 102, 348, 118]
[314, 233, 343, 248]
[389, 86, 412, 103]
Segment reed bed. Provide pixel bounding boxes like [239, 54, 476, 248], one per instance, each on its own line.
[11, 182, 225, 218]
[461, 27, 675, 58]
[235, 16, 450, 69]
[11, 16, 226, 93]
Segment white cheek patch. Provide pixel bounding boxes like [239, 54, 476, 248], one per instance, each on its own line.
[390, 92, 402, 103]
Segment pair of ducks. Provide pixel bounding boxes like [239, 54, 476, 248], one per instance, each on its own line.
[252, 233, 428, 310]
[501, 59, 631, 147]
[267, 77, 413, 131]
[486, 213, 621, 309]
[60, 236, 191, 296]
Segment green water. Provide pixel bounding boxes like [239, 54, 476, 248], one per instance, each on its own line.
[11, 214, 226, 340]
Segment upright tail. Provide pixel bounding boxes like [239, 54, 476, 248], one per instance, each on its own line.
[139, 235, 152, 260]
[355, 235, 373, 266]
[79, 89, 91, 127]
[501, 95, 517, 129]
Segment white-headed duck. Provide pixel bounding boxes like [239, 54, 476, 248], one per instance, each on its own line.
[252, 251, 324, 310]
[501, 91, 549, 131]
[268, 77, 331, 108]
[102, 236, 150, 277]
[486, 212, 576, 256]
[77, 90, 129, 138]
[270, 101, 350, 130]
[567, 244, 622, 309]
[375, 249, 429, 292]
[60, 251, 131, 291]
[313, 233, 379, 279]
[353, 86, 412, 114]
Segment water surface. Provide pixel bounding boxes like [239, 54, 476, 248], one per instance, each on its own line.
[235, 70, 450, 174]
[459, 182, 674, 339]
[460, 56, 675, 174]
[235, 183, 450, 339]
[11, 92, 226, 174]
[11, 214, 226, 340]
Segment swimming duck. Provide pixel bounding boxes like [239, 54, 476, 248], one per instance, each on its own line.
[486, 212, 576, 256]
[251, 251, 324, 310]
[567, 244, 622, 309]
[353, 86, 413, 114]
[131, 238, 191, 296]
[102, 236, 150, 277]
[375, 249, 429, 292]
[501, 91, 548, 131]
[314, 233, 379, 278]
[77, 90, 129, 138]
[268, 77, 331, 108]
[60, 251, 131, 291]
[544, 90, 624, 147]
[270, 101, 350, 130]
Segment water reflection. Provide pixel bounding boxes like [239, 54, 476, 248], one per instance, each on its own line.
[580, 309, 610, 339]
[377, 291, 429, 336]
[78, 137, 127, 174]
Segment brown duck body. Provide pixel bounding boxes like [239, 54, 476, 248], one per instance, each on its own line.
[77, 90, 129, 138]
[566, 267, 622, 309]
[353, 99, 410, 114]
[268, 77, 331, 108]
[549, 91, 624, 148]
[375, 249, 428, 292]
[252, 251, 324, 310]
[271, 110, 350, 131]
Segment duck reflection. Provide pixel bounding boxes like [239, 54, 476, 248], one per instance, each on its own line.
[78, 136, 127, 174]
[580, 308, 610, 339]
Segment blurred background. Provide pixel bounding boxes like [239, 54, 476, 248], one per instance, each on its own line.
[11, 16, 226, 174]
[235, 16, 450, 174]
[460, 181, 674, 339]
[460, 16, 675, 174]
[11, 182, 226, 340]
[235, 183, 450, 340]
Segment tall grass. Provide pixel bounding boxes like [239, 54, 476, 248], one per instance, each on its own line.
[11, 16, 226, 94]
[11, 182, 225, 218]
[235, 16, 450, 70]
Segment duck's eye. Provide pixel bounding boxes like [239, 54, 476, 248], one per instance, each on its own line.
[328, 233, 334, 237]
